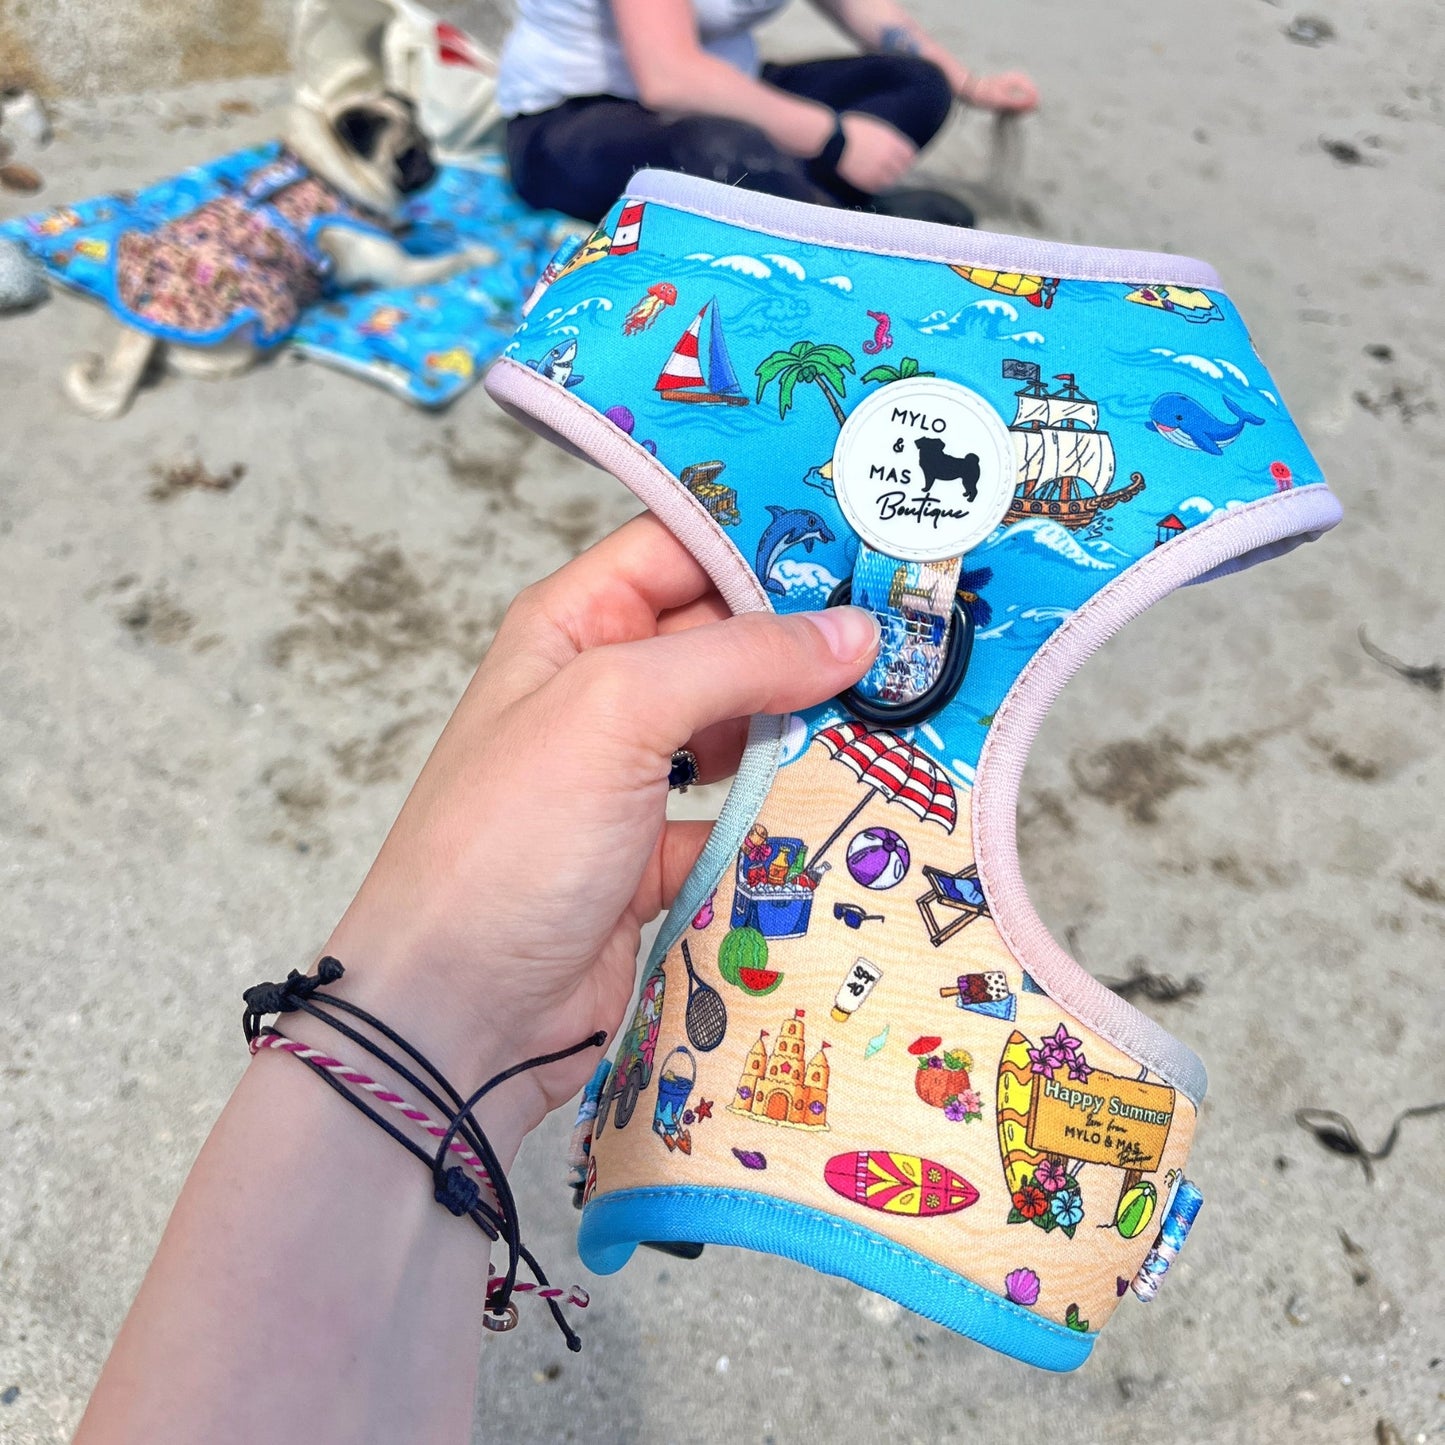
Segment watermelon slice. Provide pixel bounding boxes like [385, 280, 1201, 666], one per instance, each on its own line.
[737, 966, 784, 996]
[719, 926, 767, 987]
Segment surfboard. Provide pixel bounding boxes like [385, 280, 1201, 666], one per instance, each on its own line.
[823, 1150, 978, 1218]
[997, 1030, 1047, 1194]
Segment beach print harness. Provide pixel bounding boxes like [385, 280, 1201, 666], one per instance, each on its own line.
[109, 151, 388, 348]
[486, 171, 1342, 1370]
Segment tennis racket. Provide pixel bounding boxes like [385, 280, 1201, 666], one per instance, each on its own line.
[681, 940, 727, 1052]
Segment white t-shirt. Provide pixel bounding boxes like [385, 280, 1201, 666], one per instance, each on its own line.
[498, 0, 793, 117]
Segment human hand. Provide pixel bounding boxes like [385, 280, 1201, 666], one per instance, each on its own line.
[960, 70, 1039, 114]
[836, 112, 917, 194]
[321, 515, 878, 1134]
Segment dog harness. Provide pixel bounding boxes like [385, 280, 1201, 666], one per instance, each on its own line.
[486, 171, 1342, 1370]
[109, 151, 385, 348]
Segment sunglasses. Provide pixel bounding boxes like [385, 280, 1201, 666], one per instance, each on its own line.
[833, 902, 885, 929]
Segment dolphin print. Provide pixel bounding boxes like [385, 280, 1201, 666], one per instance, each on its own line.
[1147, 392, 1264, 456]
[525, 338, 583, 389]
[753, 505, 835, 597]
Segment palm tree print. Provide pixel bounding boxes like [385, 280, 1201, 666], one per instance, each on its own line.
[861, 355, 935, 387]
[754, 340, 856, 427]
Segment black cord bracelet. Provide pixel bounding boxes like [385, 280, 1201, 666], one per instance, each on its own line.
[242, 958, 606, 1350]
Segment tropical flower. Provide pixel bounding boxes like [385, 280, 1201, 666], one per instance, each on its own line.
[1067, 1053, 1093, 1083]
[1012, 1185, 1049, 1220]
[1051, 1190, 1084, 1229]
[1047, 1023, 1082, 1060]
[1004, 1268, 1041, 1307]
[1026, 1045, 1057, 1079]
[944, 1098, 968, 1122]
[1034, 1159, 1067, 1193]
[956, 1089, 982, 1116]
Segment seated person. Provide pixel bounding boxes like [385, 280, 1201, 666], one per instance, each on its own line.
[499, 0, 1038, 225]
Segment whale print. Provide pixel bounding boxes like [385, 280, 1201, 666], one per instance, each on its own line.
[1147, 392, 1264, 455]
[753, 505, 835, 597]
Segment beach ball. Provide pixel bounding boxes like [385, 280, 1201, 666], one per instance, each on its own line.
[846, 827, 910, 890]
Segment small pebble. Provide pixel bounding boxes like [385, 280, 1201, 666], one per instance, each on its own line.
[1320, 138, 1373, 166]
[1285, 15, 1335, 45]
[0, 88, 52, 146]
[0, 1386, 18, 1406]
[1285, 1293, 1310, 1325]
[715, 1355, 730, 1374]
[0, 161, 42, 193]
[0, 237, 48, 312]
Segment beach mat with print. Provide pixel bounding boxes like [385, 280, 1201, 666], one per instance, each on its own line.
[0, 142, 571, 407]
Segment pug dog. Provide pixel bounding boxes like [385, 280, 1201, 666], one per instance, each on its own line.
[63, 90, 496, 419]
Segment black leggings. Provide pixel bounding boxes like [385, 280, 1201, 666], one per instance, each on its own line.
[505, 54, 953, 224]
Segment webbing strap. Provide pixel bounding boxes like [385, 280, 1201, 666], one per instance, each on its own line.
[849, 543, 964, 706]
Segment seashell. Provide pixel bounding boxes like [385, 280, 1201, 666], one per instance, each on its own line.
[1004, 1268, 1040, 1307]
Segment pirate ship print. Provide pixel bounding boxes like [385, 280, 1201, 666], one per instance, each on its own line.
[1001, 360, 1145, 530]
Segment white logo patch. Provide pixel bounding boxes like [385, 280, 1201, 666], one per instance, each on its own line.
[831, 378, 1016, 561]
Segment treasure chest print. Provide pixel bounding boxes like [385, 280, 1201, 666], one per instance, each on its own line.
[587, 721, 1196, 1332]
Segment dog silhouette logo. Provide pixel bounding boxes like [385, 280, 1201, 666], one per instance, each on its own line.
[831, 377, 1015, 561]
[913, 437, 981, 500]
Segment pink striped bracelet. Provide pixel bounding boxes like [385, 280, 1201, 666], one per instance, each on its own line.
[252, 1029, 589, 1314]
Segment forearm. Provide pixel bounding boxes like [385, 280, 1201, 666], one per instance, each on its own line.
[70, 516, 879, 1445]
[810, 0, 971, 93]
[638, 52, 835, 155]
[74, 1007, 529, 1445]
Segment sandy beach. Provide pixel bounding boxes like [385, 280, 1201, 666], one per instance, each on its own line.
[1, 1, 1442, 1440]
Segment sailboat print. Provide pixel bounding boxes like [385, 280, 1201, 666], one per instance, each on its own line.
[655, 298, 750, 406]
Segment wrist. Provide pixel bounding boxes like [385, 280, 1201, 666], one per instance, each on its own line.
[781, 99, 837, 159]
[944, 58, 976, 102]
[252, 989, 543, 1169]
[312, 919, 555, 1141]
[814, 112, 847, 170]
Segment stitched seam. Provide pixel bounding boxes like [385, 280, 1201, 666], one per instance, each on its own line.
[490, 357, 772, 614]
[592, 1185, 1094, 1339]
[974, 484, 1336, 1093]
[625, 180, 1220, 287]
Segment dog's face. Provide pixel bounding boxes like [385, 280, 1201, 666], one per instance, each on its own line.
[332, 92, 436, 198]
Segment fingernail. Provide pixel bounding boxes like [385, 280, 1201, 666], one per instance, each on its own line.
[804, 606, 880, 663]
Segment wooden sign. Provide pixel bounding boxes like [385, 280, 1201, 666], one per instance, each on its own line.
[1027, 1068, 1175, 1173]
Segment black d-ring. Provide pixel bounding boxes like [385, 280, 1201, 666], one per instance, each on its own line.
[826, 578, 975, 728]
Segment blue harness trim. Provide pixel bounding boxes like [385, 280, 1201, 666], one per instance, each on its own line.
[580, 1184, 1097, 1370]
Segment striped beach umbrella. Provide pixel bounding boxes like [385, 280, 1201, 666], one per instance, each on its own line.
[810, 721, 957, 865]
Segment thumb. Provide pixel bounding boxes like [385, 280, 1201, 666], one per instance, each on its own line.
[563, 606, 879, 755]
